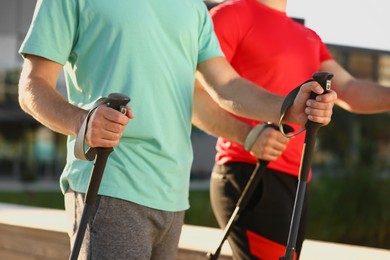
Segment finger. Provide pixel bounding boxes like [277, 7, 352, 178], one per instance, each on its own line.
[97, 105, 130, 126]
[89, 111, 126, 134]
[306, 109, 332, 125]
[306, 99, 334, 110]
[306, 104, 333, 116]
[315, 89, 338, 102]
[126, 106, 135, 119]
[262, 147, 283, 161]
[85, 127, 122, 148]
[301, 81, 324, 95]
[307, 115, 331, 125]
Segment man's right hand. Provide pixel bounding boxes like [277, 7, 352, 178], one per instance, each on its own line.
[249, 127, 289, 161]
[285, 81, 337, 126]
[85, 105, 134, 148]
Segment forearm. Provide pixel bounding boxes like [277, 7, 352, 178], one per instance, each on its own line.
[198, 56, 335, 127]
[321, 59, 390, 114]
[19, 77, 86, 136]
[196, 58, 284, 124]
[214, 77, 284, 124]
[336, 79, 390, 114]
[19, 55, 87, 137]
[192, 81, 251, 145]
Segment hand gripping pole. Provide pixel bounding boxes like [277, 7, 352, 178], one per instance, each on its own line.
[280, 72, 333, 260]
[69, 93, 131, 260]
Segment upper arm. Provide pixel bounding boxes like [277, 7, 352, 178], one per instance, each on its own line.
[196, 56, 239, 96]
[19, 54, 63, 90]
[19, 55, 64, 112]
[210, 4, 242, 62]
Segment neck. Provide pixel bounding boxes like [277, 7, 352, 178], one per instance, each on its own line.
[257, 0, 287, 12]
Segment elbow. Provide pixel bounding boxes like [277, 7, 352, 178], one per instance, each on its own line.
[18, 97, 30, 115]
[18, 81, 33, 115]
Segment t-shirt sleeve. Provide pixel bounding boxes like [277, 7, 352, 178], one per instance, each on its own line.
[315, 32, 333, 63]
[210, 4, 241, 62]
[319, 41, 333, 63]
[19, 0, 79, 65]
[197, 4, 224, 63]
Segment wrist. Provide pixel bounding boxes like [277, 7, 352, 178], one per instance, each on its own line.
[243, 122, 269, 152]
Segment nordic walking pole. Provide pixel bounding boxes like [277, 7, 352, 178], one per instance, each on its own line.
[69, 93, 130, 260]
[280, 72, 333, 260]
[207, 123, 294, 260]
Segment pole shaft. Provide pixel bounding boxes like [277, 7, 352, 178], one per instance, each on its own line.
[69, 149, 112, 260]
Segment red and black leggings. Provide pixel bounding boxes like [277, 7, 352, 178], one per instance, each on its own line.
[210, 162, 308, 260]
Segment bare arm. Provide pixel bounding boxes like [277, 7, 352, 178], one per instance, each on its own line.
[192, 79, 251, 144]
[18, 55, 132, 148]
[192, 79, 289, 161]
[196, 57, 336, 127]
[321, 59, 390, 114]
[18, 55, 84, 136]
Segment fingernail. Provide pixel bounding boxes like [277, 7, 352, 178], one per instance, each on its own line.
[316, 85, 323, 93]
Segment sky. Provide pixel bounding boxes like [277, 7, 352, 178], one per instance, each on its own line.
[286, 0, 390, 52]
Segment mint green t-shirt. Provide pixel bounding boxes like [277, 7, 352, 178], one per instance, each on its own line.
[20, 0, 223, 211]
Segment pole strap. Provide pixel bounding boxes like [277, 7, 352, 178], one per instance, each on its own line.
[74, 97, 110, 161]
[278, 79, 314, 138]
[244, 122, 270, 152]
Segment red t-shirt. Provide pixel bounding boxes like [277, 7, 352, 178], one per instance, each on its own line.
[210, 0, 333, 177]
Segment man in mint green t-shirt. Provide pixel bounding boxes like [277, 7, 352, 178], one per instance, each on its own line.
[18, 0, 336, 259]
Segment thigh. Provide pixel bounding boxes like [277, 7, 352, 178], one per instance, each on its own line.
[151, 210, 185, 260]
[210, 162, 259, 260]
[209, 164, 308, 260]
[241, 170, 308, 258]
[64, 188, 96, 259]
[210, 163, 256, 227]
[65, 189, 185, 260]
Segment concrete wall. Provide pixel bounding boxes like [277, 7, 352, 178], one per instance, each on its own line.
[1, 203, 390, 260]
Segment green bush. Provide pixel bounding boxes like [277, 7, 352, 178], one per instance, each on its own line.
[307, 166, 390, 249]
[185, 190, 218, 228]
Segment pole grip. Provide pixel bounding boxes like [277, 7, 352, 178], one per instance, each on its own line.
[84, 93, 130, 205]
[300, 72, 333, 181]
[106, 93, 131, 111]
[84, 148, 113, 205]
[306, 72, 333, 128]
[310, 72, 333, 99]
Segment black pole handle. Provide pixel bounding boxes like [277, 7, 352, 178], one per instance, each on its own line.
[299, 72, 333, 182]
[106, 93, 131, 112]
[306, 72, 334, 127]
[280, 73, 333, 260]
[84, 93, 130, 206]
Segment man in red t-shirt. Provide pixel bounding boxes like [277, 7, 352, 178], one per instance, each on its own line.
[192, 0, 390, 259]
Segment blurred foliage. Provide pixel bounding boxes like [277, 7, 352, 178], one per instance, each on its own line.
[185, 190, 219, 228]
[308, 107, 390, 249]
[0, 191, 64, 209]
[307, 167, 390, 249]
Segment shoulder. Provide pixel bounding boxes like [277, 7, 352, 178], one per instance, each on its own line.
[210, 0, 247, 19]
[210, 0, 252, 31]
[292, 20, 322, 39]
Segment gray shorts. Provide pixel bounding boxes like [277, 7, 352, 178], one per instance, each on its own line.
[65, 188, 185, 260]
